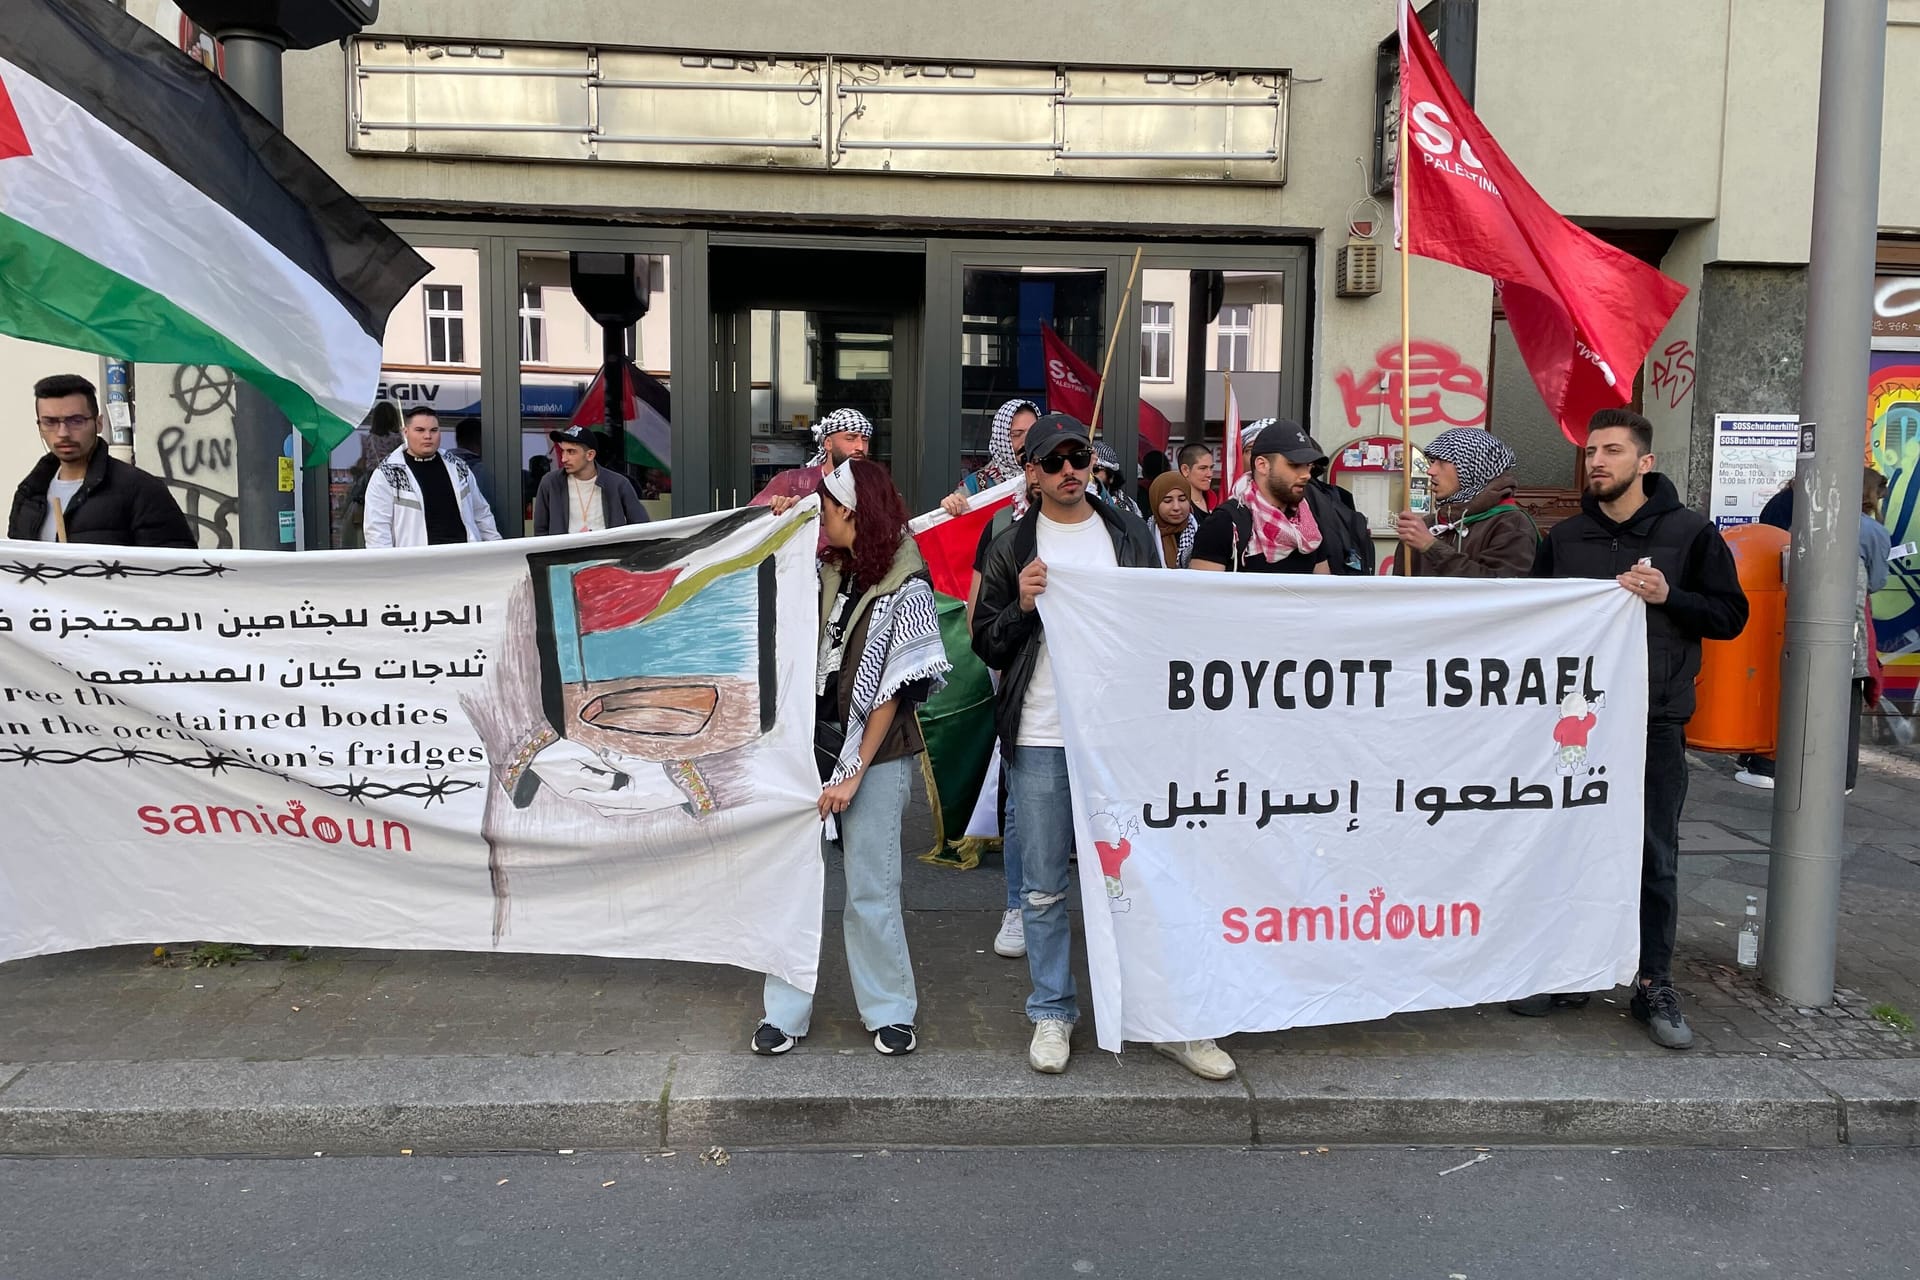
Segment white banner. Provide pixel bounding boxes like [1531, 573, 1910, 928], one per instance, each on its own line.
[0, 505, 826, 988]
[1038, 569, 1649, 1052]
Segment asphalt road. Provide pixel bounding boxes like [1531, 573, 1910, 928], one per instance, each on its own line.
[3, 1146, 1915, 1279]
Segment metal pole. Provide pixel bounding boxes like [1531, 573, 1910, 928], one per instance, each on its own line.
[208, 31, 301, 549]
[1762, 0, 1886, 1007]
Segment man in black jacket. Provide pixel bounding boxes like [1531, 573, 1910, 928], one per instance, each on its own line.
[972, 413, 1235, 1083]
[1189, 419, 1373, 574]
[9, 374, 193, 547]
[1526, 408, 1748, 1048]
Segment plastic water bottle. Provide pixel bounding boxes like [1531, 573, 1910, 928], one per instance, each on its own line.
[1737, 895, 1761, 969]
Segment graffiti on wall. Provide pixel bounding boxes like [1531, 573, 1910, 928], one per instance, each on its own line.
[1868, 352, 1920, 696]
[144, 364, 241, 549]
[1648, 339, 1696, 410]
[1333, 340, 1488, 431]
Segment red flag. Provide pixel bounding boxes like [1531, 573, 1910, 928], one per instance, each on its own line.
[909, 480, 1020, 600]
[1398, 3, 1685, 445]
[1222, 375, 1245, 495]
[1040, 323, 1172, 454]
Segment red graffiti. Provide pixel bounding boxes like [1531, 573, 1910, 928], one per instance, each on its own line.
[1335, 340, 1488, 430]
[1649, 339, 1696, 410]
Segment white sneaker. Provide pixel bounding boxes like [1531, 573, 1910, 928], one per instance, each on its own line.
[1153, 1039, 1237, 1080]
[1734, 770, 1775, 790]
[1028, 1020, 1071, 1074]
[993, 908, 1026, 958]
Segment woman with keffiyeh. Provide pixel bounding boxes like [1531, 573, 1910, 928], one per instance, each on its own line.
[753, 459, 950, 1059]
[1392, 427, 1538, 577]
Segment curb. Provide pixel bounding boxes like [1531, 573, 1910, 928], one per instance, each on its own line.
[0, 1049, 1908, 1158]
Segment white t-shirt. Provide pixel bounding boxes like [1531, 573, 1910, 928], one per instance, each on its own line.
[567, 475, 604, 533]
[39, 476, 83, 542]
[1016, 510, 1118, 748]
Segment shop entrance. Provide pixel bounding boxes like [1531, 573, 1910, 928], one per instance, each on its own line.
[709, 243, 924, 509]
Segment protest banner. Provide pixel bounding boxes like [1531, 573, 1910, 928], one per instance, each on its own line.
[0, 504, 826, 988]
[1037, 567, 1648, 1051]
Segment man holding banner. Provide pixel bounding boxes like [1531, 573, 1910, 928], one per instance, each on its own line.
[972, 412, 1234, 1080]
[1528, 409, 1748, 1048]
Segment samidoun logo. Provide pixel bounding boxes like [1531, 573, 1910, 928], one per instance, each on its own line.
[1407, 99, 1502, 198]
[1047, 359, 1090, 395]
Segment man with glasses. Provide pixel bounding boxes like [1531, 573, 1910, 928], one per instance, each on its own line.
[8, 374, 193, 547]
[972, 413, 1236, 1082]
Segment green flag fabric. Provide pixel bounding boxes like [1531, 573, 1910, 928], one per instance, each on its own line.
[914, 592, 998, 868]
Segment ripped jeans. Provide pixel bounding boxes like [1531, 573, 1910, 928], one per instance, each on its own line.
[1005, 744, 1078, 1024]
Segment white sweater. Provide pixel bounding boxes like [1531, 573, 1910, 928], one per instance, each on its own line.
[361, 446, 502, 549]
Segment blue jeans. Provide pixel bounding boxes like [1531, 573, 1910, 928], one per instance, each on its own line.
[1001, 761, 1023, 913]
[1005, 745, 1077, 1024]
[763, 756, 917, 1036]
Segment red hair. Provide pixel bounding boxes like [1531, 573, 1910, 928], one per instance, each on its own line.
[822, 459, 910, 588]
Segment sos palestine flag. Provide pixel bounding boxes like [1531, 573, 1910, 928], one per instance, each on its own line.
[0, 1, 428, 454]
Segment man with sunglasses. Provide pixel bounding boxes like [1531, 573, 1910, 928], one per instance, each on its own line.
[9, 374, 193, 547]
[973, 413, 1235, 1083]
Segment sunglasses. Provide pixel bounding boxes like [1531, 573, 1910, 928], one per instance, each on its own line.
[1034, 447, 1094, 475]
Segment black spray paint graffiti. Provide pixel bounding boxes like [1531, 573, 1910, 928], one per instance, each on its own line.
[153, 365, 241, 549]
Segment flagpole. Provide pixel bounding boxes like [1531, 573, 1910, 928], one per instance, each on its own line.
[1090, 246, 1145, 437]
[1396, 4, 1416, 576]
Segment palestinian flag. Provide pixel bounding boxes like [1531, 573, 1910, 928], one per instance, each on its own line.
[908, 479, 1022, 867]
[572, 359, 672, 473]
[0, 1, 428, 455]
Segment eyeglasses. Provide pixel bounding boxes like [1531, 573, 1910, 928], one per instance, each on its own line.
[1035, 447, 1094, 475]
[36, 414, 95, 434]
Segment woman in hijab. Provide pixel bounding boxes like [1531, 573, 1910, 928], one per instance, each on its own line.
[1148, 469, 1198, 568]
[753, 459, 950, 1059]
[941, 398, 1040, 518]
[1392, 427, 1536, 577]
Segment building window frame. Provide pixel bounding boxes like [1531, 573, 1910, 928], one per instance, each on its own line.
[1140, 300, 1175, 381]
[1214, 302, 1252, 372]
[425, 284, 466, 366]
[518, 284, 545, 364]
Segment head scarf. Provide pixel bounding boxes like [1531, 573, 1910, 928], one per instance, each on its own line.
[1424, 428, 1516, 514]
[1229, 418, 1274, 503]
[806, 407, 875, 466]
[970, 398, 1041, 515]
[1148, 469, 1198, 568]
[822, 458, 858, 510]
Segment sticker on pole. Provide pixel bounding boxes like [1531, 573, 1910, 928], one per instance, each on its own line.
[1797, 422, 1817, 459]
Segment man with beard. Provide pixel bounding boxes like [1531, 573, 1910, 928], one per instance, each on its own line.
[752, 407, 872, 508]
[1188, 419, 1367, 574]
[1524, 408, 1747, 1049]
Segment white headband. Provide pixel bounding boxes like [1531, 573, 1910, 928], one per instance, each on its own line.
[822, 459, 858, 511]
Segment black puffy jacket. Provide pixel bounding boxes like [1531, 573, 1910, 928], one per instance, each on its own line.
[7, 444, 195, 547]
[971, 495, 1158, 756]
[1532, 473, 1748, 722]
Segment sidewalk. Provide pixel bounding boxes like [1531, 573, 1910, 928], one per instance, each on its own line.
[3, 752, 1917, 1156]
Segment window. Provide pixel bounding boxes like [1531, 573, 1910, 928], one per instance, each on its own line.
[424, 285, 465, 365]
[1140, 301, 1174, 380]
[961, 314, 1004, 367]
[1214, 303, 1252, 371]
[518, 285, 545, 363]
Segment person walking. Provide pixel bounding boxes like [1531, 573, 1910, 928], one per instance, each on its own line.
[531, 425, 649, 536]
[362, 407, 502, 549]
[753, 458, 950, 1058]
[1393, 427, 1537, 577]
[1525, 409, 1748, 1049]
[10, 374, 193, 547]
[973, 412, 1235, 1081]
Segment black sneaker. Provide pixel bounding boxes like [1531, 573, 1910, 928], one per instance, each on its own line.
[874, 1023, 917, 1056]
[1630, 981, 1695, 1050]
[751, 1023, 799, 1055]
[1505, 992, 1590, 1017]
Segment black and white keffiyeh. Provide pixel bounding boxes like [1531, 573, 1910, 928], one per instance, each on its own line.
[1424, 428, 1516, 513]
[815, 575, 949, 787]
[804, 407, 875, 466]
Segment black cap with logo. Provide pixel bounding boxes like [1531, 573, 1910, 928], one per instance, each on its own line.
[548, 424, 607, 454]
[1245, 418, 1326, 465]
[1019, 412, 1093, 463]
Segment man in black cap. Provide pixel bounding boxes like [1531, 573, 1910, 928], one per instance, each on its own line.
[531, 424, 649, 537]
[1190, 418, 1371, 574]
[973, 414, 1235, 1083]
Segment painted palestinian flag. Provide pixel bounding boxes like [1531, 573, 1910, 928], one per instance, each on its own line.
[0, 1, 428, 454]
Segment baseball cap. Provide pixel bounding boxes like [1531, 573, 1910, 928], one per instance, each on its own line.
[1245, 418, 1325, 465]
[1020, 412, 1093, 463]
[549, 424, 606, 453]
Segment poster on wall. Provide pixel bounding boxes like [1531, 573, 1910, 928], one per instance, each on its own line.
[1708, 414, 1799, 528]
[1869, 349, 1920, 694]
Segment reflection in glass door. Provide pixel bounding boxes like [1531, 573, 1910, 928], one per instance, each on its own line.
[958, 266, 1104, 478]
[737, 309, 895, 500]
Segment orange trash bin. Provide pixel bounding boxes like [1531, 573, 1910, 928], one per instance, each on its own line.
[1687, 523, 1788, 753]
